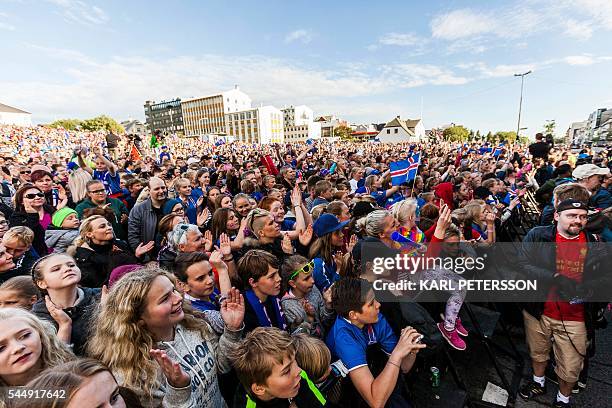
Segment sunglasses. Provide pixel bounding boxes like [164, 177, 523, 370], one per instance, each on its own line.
[289, 260, 315, 280]
[248, 208, 270, 231]
[25, 193, 45, 199]
[172, 207, 185, 214]
[88, 189, 106, 194]
[20, 170, 31, 174]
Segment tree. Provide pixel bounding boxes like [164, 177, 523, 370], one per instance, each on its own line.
[543, 120, 556, 136]
[334, 125, 353, 140]
[485, 131, 494, 142]
[442, 125, 470, 142]
[476, 130, 482, 140]
[493, 131, 517, 143]
[49, 119, 82, 130]
[80, 115, 125, 134]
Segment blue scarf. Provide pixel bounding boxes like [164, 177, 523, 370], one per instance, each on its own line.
[245, 290, 287, 330]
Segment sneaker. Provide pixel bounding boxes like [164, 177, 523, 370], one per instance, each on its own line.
[572, 380, 586, 394]
[438, 314, 469, 337]
[519, 380, 546, 400]
[553, 399, 571, 407]
[455, 317, 468, 337]
[437, 322, 466, 350]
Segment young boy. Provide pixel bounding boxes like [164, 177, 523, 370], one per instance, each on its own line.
[238, 249, 287, 333]
[326, 278, 425, 407]
[230, 327, 329, 407]
[173, 250, 231, 334]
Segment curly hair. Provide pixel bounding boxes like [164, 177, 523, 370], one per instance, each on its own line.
[86, 265, 213, 399]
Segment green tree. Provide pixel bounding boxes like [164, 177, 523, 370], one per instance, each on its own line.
[334, 125, 353, 140]
[543, 120, 556, 136]
[493, 131, 517, 143]
[81, 115, 125, 134]
[48, 119, 82, 130]
[518, 136, 530, 144]
[476, 130, 482, 140]
[485, 131, 494, 142]
[442, 125, 470, 142]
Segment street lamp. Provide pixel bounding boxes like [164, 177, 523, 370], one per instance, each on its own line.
[514, 70, 531, 141]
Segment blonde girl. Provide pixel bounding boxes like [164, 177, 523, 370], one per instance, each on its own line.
[87, 266, 244, 408]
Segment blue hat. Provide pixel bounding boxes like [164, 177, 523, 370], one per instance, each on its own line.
[313, 214, 349, 238]
[162, 199, 184, 215]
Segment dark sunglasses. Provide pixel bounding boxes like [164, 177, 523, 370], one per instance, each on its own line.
[25, 193, 45, 199]
[88, 189, 106, 194]
[20, 170, 31, 174]
[289, 260, 315, 280]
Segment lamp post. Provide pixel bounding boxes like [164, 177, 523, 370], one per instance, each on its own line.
[514, 70, 531, 142]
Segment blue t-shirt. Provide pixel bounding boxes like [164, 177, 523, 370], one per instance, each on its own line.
[326, 313, 397, 371]
[312, 257, 339, 291]
[93, 170, 121, 195]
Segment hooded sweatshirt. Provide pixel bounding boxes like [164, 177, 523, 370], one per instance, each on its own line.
[280, 286, 335, 337]
[114, 322, 242, 408]
[433, 182, 455, 210]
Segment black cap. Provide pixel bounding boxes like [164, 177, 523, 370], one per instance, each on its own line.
[352, 201, 379, 219]
[556, 199, 588, 213]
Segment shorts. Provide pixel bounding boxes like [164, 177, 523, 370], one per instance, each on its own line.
[523, 310, 587, 383]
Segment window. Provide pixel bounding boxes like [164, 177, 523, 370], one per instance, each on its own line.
[386, 129, 390, 134]
[394, 129, 398, 134]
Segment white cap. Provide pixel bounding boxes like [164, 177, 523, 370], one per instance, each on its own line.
[572, 164, 610, 180]
[187, 157, 199, 165]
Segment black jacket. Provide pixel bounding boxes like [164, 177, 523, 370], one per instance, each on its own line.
[32, 287, 100, 356]
[9, 210, 52, 256]
[74, 240, 139, 288]
[528, 141, 550, 160]
[517, 225, 609, 334]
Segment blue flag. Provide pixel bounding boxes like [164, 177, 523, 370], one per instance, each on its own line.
[390, 160, 409, 186]
[493, 146, 503, 157]
[407, 153, 421, 182]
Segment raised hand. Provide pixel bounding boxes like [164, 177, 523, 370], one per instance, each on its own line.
[150, 349, 191, 388]
[347, 234, 358, 253]
[135, 241, 155, 258]
[220, 287, 245, 331]
[197, 207, 210, 227]
[298, 224, 313, 246]
[281, 233, 294, 254]
[203, 230, 213, 252]
[433, 204, 452, 240]
[290, 185, 302, 208]
[208, 249, 226, 270]
[218, 233, 232, 256]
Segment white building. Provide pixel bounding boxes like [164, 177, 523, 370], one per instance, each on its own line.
[0, 103, 31, 126]
[567, 121, 588, 145]
[121, 119, 147, 137]
[376, 116, 426, 143]
[181, 86, 252, 137]
[314, 115, 346, 139]
[226, 106, 284, 144]
[282, 105, 321, 142]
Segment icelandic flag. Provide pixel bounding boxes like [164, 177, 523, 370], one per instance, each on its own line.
[406, 153, 420, 182]
[479, 143, 492, 154]
[390, 160, 409, 186]
[493, 146, 503, 157]
[215, 138, 226, 147]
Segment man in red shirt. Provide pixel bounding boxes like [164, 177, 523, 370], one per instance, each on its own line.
[518, 199, 598, 408]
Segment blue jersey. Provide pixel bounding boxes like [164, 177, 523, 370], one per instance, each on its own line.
[93, 170, 121, 195]
[312, 257, 339, 291]
[326, 313, 397, 371]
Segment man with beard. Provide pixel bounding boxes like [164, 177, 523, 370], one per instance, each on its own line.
[128, 176, 167, 261]
[518, 199, 609, 407]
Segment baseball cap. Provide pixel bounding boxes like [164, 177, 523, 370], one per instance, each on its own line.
[312, 214, 349, 238]
[187, 157, 199, 165]
[556, 199, 588, 213]
[572, 164, 610, 180]
[352, 201, 379, 220]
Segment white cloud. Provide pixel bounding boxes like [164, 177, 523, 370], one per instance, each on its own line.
[458, 62, 538, 78]
[46, 0, 108, 25]
[0, 49, 473, 123]
[431, 9, 496, 40]
[378, 32, 421, 46]
[564, 55, 595, 65]
[571, 0, 612, 29]
[284, 29, 313, 44]
[0, 22, 15, 30]
[564, 19, 594, 39]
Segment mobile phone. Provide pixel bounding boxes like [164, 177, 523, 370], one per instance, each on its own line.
[415, 334, 424, 343]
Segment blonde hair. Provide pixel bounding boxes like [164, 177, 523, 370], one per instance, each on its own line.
[245, 209, 272, 237]
[87, 265, 213, 398]
[464, 200, 486, 224]
[356, 210, 391, 238]
[173, 177, 191, 191]
[228, 327, 296, 395]
[391, 198, 418, 226]
[2, 226, 34, 247]
[68, 215, 107, 253]
[0, 308, 73, 387]
[292, 333, 331, 382]
[67, 168, 93, 203]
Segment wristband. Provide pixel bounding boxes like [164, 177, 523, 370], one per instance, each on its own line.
[387, 360, 401, 369]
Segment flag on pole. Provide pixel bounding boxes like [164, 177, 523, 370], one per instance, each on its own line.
[493, 146, 503, 157]
[390, 160, 409, 186]
[130, 144, 142, 161]
[406, 153, 421, 182]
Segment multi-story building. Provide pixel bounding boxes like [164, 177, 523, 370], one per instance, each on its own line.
[376, 116, 426, 143]
[281, 105, 321, 142]
[181, 86, 251, 138]
[144, 99, 184, 136]
[226, 106, 284, 144]
[567, 121, 587, 145]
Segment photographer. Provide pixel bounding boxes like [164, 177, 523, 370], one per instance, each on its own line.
[518, 199, 610, 407]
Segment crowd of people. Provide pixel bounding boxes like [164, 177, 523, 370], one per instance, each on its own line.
[0, 123, 610, 407]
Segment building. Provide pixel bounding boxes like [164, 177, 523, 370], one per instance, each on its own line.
[226, 106, 284, 144]
[314, 115, 347, 139]
[181, 86, 252, 138]
[144, 99, 184, 137]
[121, 119, 147, 137]
[566, 121, 587, 145]
[350, 123, 384, 141]
[0, 103, 31, 126]
[282, 105, 321, 142]
[376, 116, 426, 143]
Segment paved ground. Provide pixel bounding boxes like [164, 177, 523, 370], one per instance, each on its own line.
[445, 307, 612, 408]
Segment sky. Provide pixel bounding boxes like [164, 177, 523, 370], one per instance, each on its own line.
[1, 0, 612, 137]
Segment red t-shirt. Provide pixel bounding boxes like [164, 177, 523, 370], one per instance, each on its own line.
[543, 231, 587, 321]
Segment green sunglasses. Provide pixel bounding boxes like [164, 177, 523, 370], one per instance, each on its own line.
[289, 260, 315, 280]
